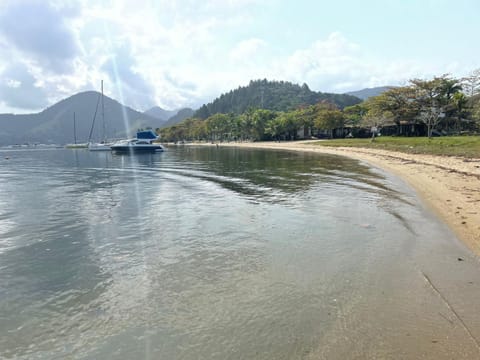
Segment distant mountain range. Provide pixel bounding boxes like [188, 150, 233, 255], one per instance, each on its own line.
[143, 106, 194, 127]
[144, 106, 178, 122]
[0, 91, 163, 145]
[162, 108, 195, 127]
[345, 86, 393, 100]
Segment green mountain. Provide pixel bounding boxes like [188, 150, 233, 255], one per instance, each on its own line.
[144, 106, 177, 122]
[346, 86, 394, 100]
[162, 108, 195, 128]
[194, 79, 362, 119]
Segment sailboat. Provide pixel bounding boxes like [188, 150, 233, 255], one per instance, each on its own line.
[65, 112, 88, 148]
[88, 80, 112, 151]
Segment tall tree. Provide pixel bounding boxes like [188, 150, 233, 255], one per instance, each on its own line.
[280, 111, 301, 140]
[410, 75, 461, 138]
[314, 103, 344, 138]
[294, 105, 317, 138]
[196, 104, 210, 119]
[265, 115, 286, 140]
[471, 100, 480, 128]
[343, 103, 368, 127]
[462, 68, 480, 96]
[451, 92, 468, 131]
[250, 109, 277, 140]
[365, 86, 419, 134]
[206, 113, 231, 141]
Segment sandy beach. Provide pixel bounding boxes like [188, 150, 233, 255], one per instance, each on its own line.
[205, 140, 480, 257]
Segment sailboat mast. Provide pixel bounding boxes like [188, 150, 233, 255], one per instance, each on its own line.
[73, 112, 77, 144]
[101, 80, 105, 141]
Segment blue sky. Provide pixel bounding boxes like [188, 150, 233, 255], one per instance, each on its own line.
[0, 0, 479, 113]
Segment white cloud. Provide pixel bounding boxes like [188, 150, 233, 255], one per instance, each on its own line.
[0, 62, 49, 110]
[0, 0, 475, 114]
[6, 79, 21, 88]
[101, 44, 156, 110]
[276, 33, 366, 90]
[0, 1, 81, 73]
[274, 32, 443, 93]
[229, 38, 268, 65]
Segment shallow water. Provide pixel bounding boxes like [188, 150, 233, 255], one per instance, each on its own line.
[0, 146, 479, 359]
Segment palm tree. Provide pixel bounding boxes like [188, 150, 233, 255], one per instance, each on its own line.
[452, 92, 468, 132]
[440, 76, 462, 101]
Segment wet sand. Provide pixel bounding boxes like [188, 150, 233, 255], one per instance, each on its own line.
[200, 140, 480, 257]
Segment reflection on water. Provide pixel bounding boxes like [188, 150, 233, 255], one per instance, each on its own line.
[0, 147, 479, 359]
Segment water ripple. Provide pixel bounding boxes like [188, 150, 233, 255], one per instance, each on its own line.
[1, 147, 479, 359]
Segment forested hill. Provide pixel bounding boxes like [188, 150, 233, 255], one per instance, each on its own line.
[194, 79, 362, 119]
[346, 86, 393, 100]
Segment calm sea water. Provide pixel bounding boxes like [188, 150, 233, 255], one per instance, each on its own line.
[1, 146, 480, 359]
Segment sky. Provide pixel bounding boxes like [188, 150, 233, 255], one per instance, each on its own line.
[0, 0, 479, 114]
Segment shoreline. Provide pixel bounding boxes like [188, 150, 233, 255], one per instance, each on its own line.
[188, 140, 480, 257]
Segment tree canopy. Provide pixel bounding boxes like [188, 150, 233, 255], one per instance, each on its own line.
[193, 79, 362, 119]
[159, 71, 480, 142]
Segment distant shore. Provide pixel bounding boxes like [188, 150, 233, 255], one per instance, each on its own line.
[189, 140, 480, 257]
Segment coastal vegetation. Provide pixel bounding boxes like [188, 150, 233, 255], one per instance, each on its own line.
[314, 136, 480, 158]
[157, 70, 480, 143]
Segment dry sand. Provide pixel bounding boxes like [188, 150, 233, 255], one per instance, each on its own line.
[208, 140, 480, 257]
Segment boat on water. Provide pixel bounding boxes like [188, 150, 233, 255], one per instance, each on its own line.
[88, 138, 112, 150]
[65, 112, 88, 149]
[88, 80, 112, 151]
[88, 142, 112, 151]
[111, 130, 165, 153]
[66, 143, 88, 149]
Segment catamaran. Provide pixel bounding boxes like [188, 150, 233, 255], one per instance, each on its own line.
[110, 130, 164, 153]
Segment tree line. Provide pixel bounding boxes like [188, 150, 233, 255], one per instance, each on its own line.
[158, 70, 480, 142]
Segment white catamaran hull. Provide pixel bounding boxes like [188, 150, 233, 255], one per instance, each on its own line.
[88, 143, 112, 151]
[111, 141, 164, 153]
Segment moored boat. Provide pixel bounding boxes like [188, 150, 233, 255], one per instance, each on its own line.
[88, 80, 112, 151]
[111, 130, 164, 153]
[65, 143, 88, 149]
[66, 112, 88, 148]
[88, 142, 112, 151]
